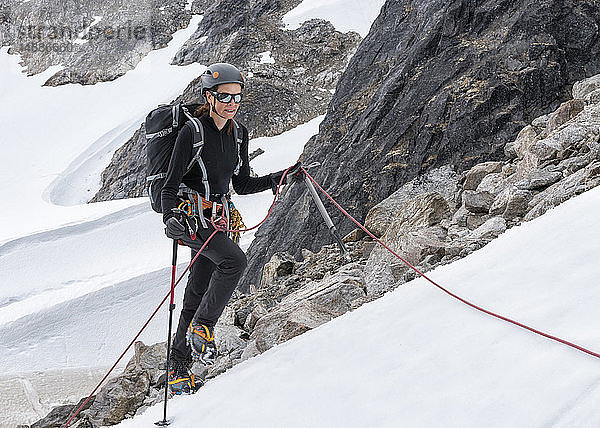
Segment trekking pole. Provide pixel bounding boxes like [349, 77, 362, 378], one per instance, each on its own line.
[301, 170, 351, 261]
[155, 239, 179, 426]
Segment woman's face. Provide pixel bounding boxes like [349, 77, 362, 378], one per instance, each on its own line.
[207, 82, 242, 120]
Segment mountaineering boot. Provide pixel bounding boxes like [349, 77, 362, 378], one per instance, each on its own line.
[167, 360, 202, 396]
[186, 320, 218, 365]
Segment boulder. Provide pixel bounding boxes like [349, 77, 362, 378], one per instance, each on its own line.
[531, 114, 550, 134]
[462, 190, 494, 214]
[463, 162, 503, 191]
[260, 252, 296, 288]
[82, 371, 150, 426]
[31, 397, 95, 428]
[240, 340, 261, 362]
[514, 167, 563, 191]
[468, 217, 507, 241]
[214, 325, 247, 359]
[243, 301, 268, 331]
[505, 125, 537, 160]
[544, 99, 586, 135]
[251, 263, 365, 353]
[125, 341, 166, 386]
[476, 172, 505, 196]
[364, 166, 458, 237]
[572, 74, 600, 100]
[490, 188, 533, 219]
[252, 301, 336, 353]
[525, 161, 600, 220]
[586, 89, 600, 104]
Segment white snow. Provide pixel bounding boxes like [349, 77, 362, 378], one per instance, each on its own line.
[73, 15, 103, 45]
[258, 50, 275, 64]
[115, 186, 600, 428]
[282, 0, 387, 37]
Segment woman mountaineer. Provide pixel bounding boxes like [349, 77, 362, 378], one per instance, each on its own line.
[161, 63, 298, 395]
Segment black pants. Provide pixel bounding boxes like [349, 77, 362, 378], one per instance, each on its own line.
[171, 224, 247, 363]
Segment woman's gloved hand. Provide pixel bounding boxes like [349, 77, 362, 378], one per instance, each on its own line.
[270, 162, 302, 194]
[165, 216, 186, 239]
[287, 161, 303, 182]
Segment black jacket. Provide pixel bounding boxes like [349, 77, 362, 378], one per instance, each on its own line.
[161, 114, 273, 222]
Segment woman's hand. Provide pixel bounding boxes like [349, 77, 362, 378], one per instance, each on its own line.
[269, 162, 303, 194]
[165, 216, 186, 239]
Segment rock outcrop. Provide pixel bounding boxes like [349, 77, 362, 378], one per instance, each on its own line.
[2, 0, 191, 85]
[241, 0, 600, 291]
[365, 73, 600, 295]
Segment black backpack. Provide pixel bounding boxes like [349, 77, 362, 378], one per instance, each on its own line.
[145, 102, 242, 213]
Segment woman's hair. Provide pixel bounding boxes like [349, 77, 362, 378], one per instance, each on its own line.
[193, 92, 234, 134]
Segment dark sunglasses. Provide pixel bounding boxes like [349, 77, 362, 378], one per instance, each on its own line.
[210, 91, 243, 104]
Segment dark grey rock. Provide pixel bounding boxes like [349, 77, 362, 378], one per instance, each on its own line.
[260, 252, 296, 288]
[82, 371, 150, 426]
[30, 397, 95, 428]
[242, 0, 600, 290]
[91, 9, 360, 202]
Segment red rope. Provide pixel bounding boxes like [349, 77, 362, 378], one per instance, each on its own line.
[62, 169, 293, 427]
[301, 168, 600, 360]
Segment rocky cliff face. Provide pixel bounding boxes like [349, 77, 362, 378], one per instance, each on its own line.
[240, 0, 600, 291]
[2, 0, 191, 85]
[90, 0, 360, 202]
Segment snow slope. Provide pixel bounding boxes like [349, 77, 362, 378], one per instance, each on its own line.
[0, 14, 205, 244]
[115, 186, 600, 428]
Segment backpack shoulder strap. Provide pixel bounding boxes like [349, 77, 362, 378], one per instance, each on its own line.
[184, 117, 210, 201]
[233, 120, 243, 176]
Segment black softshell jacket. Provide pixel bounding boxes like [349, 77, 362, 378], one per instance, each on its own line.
[161, 114, 272, 222]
